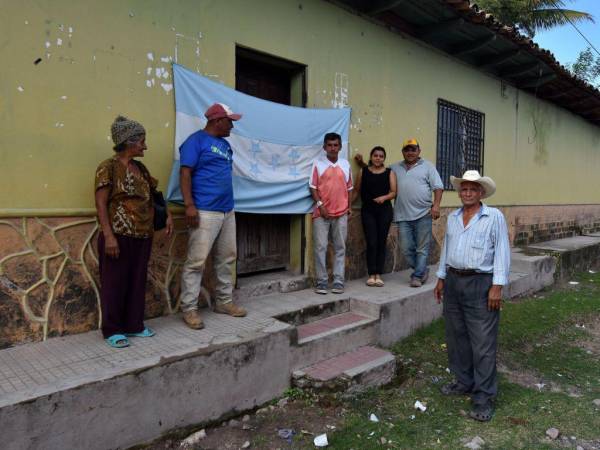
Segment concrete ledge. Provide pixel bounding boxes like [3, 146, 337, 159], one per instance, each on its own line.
[1, 328, 292, 450]
[510, 249, 556, 294]
[526, 235, 600, 279]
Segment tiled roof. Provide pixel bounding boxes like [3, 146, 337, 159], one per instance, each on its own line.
[332, 0, 600, 125]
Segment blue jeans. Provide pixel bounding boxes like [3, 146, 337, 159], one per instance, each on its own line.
[397, 214, 432, 279]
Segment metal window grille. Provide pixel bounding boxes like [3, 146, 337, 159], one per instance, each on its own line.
[436, 99, 485, 190]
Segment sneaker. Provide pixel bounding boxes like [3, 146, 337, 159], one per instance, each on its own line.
[214, 302, 247, 317]
[421, 268, 430, 285]
[410, 277, 422, 288]
[314, 283, 328, 295]
[182, 310, 204, 330]
[331, 283, 344, 294]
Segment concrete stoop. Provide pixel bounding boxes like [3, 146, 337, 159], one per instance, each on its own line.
[292, 345, 396, 394]
[2, 234, 598, 450]
[525, 234, 600, 280]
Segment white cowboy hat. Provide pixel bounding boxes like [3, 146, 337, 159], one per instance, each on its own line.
[450, 170, 496, 199]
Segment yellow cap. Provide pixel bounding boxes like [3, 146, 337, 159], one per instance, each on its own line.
[402, 138, 419, 148]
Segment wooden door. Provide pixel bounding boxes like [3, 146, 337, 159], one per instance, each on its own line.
[235, 51, 299, 275]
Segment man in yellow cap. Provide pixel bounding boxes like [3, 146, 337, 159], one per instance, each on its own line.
[390, 139, 444, 287]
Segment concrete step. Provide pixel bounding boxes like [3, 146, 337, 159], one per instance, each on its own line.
[290, 311, 379, 370]
[296, 312, 376, 344]
[292, 345, 396, 394]
[234, 271, 310, 301]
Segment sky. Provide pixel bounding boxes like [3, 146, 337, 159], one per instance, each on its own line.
[533, 0, 600, 67]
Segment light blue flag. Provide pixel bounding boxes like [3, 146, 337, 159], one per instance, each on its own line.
[166, 64, 351, 214]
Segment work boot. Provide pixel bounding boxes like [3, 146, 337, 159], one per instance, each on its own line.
[410, 277, 422, 288]
[214, 302, 247, 317]
[182, 310, 204, 329]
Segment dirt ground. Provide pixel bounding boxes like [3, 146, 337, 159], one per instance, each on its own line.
[143, 394, 347, 450]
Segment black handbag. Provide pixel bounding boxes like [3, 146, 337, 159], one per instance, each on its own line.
[150, 190, 168, 231]
[132, 160, 168, 231]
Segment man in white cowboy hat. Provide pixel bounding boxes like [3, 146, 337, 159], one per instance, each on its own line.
[433, 170, 510, 422]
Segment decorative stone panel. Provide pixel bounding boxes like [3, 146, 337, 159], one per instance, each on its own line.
[0, 217, 212, 349]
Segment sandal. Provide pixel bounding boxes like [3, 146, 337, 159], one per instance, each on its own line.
[469, 403, 494, 422]
[105, 334, 130, 348]
[366, 277, 376, 287]
[126, 327, 155, 338]
[374, 277, 385, 287]
[440, 382, 471, 396]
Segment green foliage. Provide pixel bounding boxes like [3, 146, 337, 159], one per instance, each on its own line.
[568, 47, 600, 87]
[475, 0, 594, 38]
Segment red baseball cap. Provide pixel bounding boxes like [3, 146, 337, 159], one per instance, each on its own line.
[204, 103, 242, 121]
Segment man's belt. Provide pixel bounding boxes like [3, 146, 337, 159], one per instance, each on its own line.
[448, 267, 480, 276]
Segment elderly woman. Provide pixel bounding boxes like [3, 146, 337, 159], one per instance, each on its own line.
[94, 116, 173, 348]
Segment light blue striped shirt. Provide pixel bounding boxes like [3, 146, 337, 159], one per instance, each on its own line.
[436, 203, 511, 285]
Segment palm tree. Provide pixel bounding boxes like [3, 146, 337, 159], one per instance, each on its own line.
[474, 0, 594, 38]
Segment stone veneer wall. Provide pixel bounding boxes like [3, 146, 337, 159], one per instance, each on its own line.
[0, 217, 214, 349]
[2, 204, 600, 348]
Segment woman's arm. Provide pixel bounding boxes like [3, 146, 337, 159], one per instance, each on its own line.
[351, 168, 363, 204]
[95, 187, 119, 258]
[387, 169, 397, 201]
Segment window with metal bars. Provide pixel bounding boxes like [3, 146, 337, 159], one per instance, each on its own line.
[435, 99, 485, 190]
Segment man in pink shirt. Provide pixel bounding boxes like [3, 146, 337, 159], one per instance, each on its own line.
[309, 132, 353, 294]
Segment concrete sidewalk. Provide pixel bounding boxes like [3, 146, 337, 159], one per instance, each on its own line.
[4, 238, 592, 450]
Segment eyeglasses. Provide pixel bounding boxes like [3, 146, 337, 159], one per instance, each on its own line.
[402, 147, 419, 152]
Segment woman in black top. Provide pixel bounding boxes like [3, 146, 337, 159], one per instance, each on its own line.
[353, 146, 397, 286]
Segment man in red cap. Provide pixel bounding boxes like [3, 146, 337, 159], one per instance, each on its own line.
[178, 103, 246, 330]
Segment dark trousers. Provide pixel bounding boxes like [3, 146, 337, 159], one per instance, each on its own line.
[98, 233, 152, 338]
[443, 271, 499, 405]
[361, 206, 393, 275]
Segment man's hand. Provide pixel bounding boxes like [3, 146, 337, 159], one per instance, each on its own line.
[319, 205, 330, 220]
[488, 285, 503, 311]
[185, 205, 199, 228]
[434, 279, 444, 303]
[104, 233, 120, 259]
[431, 204, 441, 220]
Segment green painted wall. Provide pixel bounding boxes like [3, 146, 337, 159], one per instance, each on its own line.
[2, 0, 600, 214]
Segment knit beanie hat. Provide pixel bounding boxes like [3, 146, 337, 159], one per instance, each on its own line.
[111, 115, 146, 146]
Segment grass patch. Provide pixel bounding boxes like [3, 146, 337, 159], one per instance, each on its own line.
[328, 273, 600, 449]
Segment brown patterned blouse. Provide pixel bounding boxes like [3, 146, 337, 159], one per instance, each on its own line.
[94, 157, 158, 238]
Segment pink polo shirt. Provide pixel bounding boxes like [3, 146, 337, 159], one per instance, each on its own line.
[309, 156, 353, 219]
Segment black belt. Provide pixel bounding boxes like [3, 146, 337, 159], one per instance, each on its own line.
[448, 267, 480, 276]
